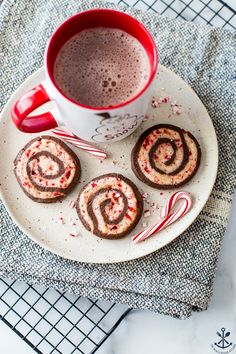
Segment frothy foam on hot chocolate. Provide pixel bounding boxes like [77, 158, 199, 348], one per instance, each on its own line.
[53, 27, 150, 108]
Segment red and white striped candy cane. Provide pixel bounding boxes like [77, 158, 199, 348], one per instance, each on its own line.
[132, 191, 192, 243]
[51, 127, 107, 159]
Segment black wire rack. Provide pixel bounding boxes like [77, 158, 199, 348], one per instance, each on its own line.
[115, 0, 236, 30]
[0, 278, 131, 354]
[0, 1, 235, 353]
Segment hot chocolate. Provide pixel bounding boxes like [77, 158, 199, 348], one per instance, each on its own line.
[53, 27, 150, 108]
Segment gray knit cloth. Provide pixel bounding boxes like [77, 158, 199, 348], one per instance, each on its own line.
[0, 0, 235, 319]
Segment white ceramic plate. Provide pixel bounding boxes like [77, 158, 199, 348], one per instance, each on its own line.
[0, 65, 218, 263]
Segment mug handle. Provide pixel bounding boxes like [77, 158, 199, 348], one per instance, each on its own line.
[11, 84, 59, 133]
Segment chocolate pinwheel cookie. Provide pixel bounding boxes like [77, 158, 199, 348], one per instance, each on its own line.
[131, 124, 201, 189]
[14, 136, 80, 202]
[76, 173, 143, 239]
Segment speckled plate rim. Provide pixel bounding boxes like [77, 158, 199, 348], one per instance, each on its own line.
[0, 65, 218, 264]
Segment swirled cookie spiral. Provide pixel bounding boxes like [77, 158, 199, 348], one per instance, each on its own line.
[14, 136, 80, 202]
[131, 124, 201, 189]
[76, 174, 143, 239]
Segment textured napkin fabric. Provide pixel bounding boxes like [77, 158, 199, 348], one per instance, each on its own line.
[0, 0, 235, 319]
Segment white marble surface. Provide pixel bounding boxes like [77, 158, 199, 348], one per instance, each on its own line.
[0, 321, 34, 354]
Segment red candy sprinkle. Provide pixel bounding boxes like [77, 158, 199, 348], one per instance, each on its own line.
[35, 142, 41, 149]
[125, 214, 132, 220]
[144, 166, 151, 173]
[23, 182, 31, 189]
[65, 170, 71, 179]
[53, 192, 61, 197]
[26, 149, 31, 157]
[128, 207, 135, 212]
[91, 182, 97, 188]
[143, 137, 153, 150]
[112, 192, 120, 202]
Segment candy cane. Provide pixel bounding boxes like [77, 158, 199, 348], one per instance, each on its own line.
[51, 127, 107, 159]
[132, 191, 192, 243]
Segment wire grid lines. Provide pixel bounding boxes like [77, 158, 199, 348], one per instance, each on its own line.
[0, 0, 235, 353]
[114, 0, 236, 31]
[0, 278, 131, 354]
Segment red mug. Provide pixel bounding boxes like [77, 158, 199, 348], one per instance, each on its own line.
[11, 9, 158, 142]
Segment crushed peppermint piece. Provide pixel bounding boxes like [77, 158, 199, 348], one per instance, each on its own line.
[171, 101, 182, 115]
[152, 95, 170, 108]
[152, 202, 158, 209]
[58, 217, 65, 224]
[143, 210, 151, 218]
[69, 231, 79, 237]
[69, 200, 76, 209]
[142, 222, 148, 228]
[142, 192, 149, 200]
[151, 99, 159, 108]
[115, 192, 120, 197]
[172, 106, 182, 115]
[160, 95, 170, 103]
[142, 115, 149, 122]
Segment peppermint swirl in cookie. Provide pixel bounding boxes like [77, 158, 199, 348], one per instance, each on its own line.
[76, 174, 143, 239]
[131, 124, 201, 189]
[14, 136, 80, 202]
